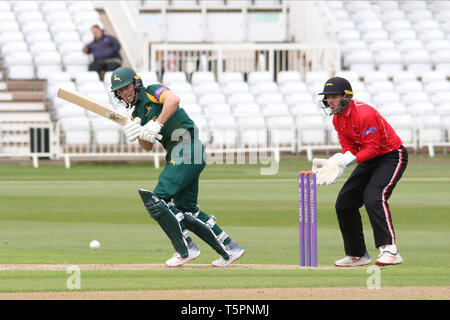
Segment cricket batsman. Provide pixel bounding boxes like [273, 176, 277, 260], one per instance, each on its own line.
[313, 77, 408, 267]
[110, 66, 245, 267]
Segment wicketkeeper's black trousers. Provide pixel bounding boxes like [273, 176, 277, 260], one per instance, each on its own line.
[335, 145, 408, 257]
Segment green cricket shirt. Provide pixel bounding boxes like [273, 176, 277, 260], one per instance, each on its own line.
[131, 84, 196, 154]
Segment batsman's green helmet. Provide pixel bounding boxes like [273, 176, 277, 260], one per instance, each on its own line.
[110, 66, 139, 92]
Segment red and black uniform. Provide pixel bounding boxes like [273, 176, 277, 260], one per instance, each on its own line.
[334, 99, 408, 257]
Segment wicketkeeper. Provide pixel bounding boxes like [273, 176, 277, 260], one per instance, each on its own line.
[110, 66, 245, 267]
[313, 77, 408, 267]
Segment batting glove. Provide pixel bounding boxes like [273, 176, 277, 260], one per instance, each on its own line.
[140, 120, 163, 143]
[123, 117, 142, 143]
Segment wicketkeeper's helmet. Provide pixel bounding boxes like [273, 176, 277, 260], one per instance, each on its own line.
[318, 77, 353, 115]
[110, 66, 143, 109]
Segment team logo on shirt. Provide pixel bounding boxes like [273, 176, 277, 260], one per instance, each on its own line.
[362, 126, 376, 136]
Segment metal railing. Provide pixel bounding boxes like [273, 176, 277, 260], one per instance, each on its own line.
[150, 43, 341, 81]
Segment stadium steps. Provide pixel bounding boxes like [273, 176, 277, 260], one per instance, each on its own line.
[97, 8, 132, 68]
[0, 79, 51, 156]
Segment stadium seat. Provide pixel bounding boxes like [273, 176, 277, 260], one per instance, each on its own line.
[395, 80, 424, 96]
[429, 92, 450, 105]
[25, 31, 52, 44]
[177, 92, 198, 104]
[278, 81, 308, 95]
[221, 82, 250, 95]
[408, 102, 436, 117]
[366, 81, 395, 95]
[401, 91, 429, 106]
[385, 19, 411, 33]
[346, 50, 376, 77]
[181, 103, 203, 116]
[397, 39, 424, 54]
[194, 82, 222, 95]
[199, 93, 226, 105]
[385, 114, 417, 150]
[424, 81, 450, 95]
[277, 71, 301, 84]
[139, 71, 159, 84]
[377, 102, 407, 116]
[296, 115, 327, 147]
[169, 82, 194, 94]
[260, 103, 290, 117]
[34, 51, 63, 79]
[218, 72, 244, 85]
[375, 50, 404, 77]
[256, 92, 284, 105]
[363, 71, 389, 84]
[203, 103, 230, 115]
[380, 9, 405, 22]
[390, 30, 417, 43]
[421, 71, 447, 83]
[247, 71, 273, 85]
[58, 41, 84, 55]
[251, 82, 279, 95]
[418, 114, 444, 148]
[392, 71, 417, 84]
[266, 116, 296, 149]
[60, 117, 91, 145]
[40, 1, 67, 13]
[77, 82, 107, 94]
[363, 29, 389, 43]
[284, 92, 314, 105]
[75, 71, 100, 84]
[30, 41, 58, 55]
[290, 102, 322, 116]
[21, 21, 49, 35]
[162, 71, 187, 84]
[404, 49, 432, 75]
[227, 92, 255, 106]
[335, 71, 360, 82]
[233, 103, 261, 116]
[305, 71, 330, 84]
[369, 40, 396, 54]
[371, 91, 401, 105]
[191, 71, 216, 85]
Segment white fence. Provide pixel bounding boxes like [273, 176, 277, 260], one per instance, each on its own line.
[0, 120, 53, 167]
[1, 117, 450, 167]
[150, 43, 341, 81]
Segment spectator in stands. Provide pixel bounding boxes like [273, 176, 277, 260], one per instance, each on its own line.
[82, 24, 122, 80]
[110, 66, 245, 268]
[312, 77, 408, 267]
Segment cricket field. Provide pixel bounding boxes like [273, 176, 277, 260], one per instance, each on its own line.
[0, 155, 449, 300]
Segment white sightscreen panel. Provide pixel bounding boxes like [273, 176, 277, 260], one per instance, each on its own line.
[247, 12, 286, 42]
[166, 13, 204, 42]
[206, 12, 245, 42]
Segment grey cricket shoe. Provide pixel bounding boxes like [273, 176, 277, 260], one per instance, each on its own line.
[211, 241, 245, 267]
[334, 251, 371, 267]
[165, 242, 201, 267]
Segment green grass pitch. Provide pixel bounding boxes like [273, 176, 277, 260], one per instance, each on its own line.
[0, 155, 449, 293]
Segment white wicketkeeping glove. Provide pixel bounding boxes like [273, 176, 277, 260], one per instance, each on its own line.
[139, 120, 163, 143]
[314, 151, 356, 185]
[123, 117, 142, 143]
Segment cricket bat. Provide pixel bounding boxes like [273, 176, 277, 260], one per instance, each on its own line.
[57, 88, 162, 139]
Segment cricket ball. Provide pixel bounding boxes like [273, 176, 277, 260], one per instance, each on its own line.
[90, 240, 101, 250]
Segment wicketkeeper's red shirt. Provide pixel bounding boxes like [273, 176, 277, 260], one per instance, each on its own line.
[333, 99, 403, 163]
